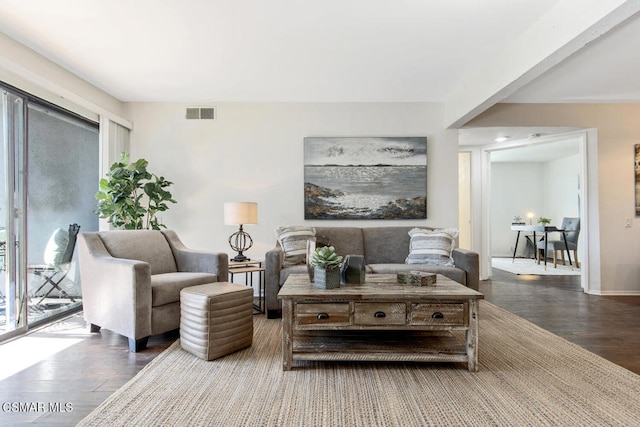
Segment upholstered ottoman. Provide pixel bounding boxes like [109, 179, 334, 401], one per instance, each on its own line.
[180, 282, 253, 360]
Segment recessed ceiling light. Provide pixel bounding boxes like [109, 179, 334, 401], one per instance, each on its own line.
[495, 136, 510, 142]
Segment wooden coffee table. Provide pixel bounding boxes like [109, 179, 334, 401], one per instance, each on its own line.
[277, 274, 484, 371]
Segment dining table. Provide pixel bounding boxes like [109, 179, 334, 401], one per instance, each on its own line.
[510, 224, 572, 269]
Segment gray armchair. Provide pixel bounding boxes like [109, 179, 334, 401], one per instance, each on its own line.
[78, 230, 228, 352]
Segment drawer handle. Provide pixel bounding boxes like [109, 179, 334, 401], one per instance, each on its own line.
[374, 311, 386, 318]
[317, 313, 329, 320]
[432, 312, 444, 319]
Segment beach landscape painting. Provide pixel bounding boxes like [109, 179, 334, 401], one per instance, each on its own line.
[304, 137, 427, 219]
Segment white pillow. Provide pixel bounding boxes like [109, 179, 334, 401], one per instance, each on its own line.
[275, 226, 316, 267]
[44, 228, 69, 266]
[405, 228, 458, 267]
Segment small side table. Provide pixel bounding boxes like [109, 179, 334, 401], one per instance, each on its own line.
[228, 259, 265, 314]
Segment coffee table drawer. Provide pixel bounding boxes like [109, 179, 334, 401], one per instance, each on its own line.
[411, 303, 465, 326]
[354, 302, 406, 325]
[295, 303, 350, 325]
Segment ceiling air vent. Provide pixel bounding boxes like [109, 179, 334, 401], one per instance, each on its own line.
[185, 107, 215, 120]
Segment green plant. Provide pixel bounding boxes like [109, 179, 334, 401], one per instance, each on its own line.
[95, 152, 176, 230]
[309, 246, 343, 270]
[537, 217, 551, 225]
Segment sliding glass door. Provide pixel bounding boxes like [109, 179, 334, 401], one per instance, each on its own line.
[25, 102, 99, 325]
[0, 84, 99, 340]
[27, 100, 99, 325]
[0, 88, 27, 339]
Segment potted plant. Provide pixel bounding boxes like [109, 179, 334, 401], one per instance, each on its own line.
[309, 246, 343, 289]
[537, 217, 551, 226]
[95, 152, 176, 230]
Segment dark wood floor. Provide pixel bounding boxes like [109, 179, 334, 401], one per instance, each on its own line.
[484, 268, 640, 374]
[1, 271, 640, 425]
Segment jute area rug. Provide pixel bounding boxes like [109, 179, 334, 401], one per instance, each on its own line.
[78, 301, 640, 427]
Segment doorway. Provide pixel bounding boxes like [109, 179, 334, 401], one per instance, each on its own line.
[458, 151, 472, 250]
[459, 128, 596, 293]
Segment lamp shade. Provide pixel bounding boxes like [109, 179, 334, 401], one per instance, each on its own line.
[224, 202, 258, 225]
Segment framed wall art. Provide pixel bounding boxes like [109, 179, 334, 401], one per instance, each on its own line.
[304, 137, 427, 220]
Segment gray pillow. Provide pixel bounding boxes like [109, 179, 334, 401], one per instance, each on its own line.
[405, 227, 458, 267]
[275, 226, 316, 267]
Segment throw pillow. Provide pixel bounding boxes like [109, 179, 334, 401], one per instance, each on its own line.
[43, 227, 70, 266]
[275, 226, 316, 267]
[405, 227, 459, 266]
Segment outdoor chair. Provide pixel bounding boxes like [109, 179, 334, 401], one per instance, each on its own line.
[29, 224, 81, 305]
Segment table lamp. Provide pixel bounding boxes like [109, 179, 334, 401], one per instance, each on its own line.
[527, 212, 534, 225]
[224, 202, 258, 262]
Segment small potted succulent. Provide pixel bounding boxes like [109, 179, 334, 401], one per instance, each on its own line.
[309, 246, 343, 289]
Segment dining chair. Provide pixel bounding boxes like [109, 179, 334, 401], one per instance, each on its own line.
[536, 217, 580, 268]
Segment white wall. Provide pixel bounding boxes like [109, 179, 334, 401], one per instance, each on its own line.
[0, 32, 127, 125]
[491, 162, 543, 257]
[543, 154, 581, 223]
[598, 134, 639, 293]
[125, 102, 459, 259]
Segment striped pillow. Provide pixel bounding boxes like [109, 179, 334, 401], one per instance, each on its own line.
[275, 226, 316, 267]
[405, 228, 458, 266]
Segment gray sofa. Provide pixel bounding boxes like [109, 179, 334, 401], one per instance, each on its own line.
[78, 230, 228, 351]
[265, 226, 479, 318]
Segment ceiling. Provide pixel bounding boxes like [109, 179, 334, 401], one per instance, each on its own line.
[503, 8, 640, 104]
[484, 133, 582, 163]
[0, 0, 639, 148]
[457, 126, 583, 163]
[0, 0, 561, 103]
